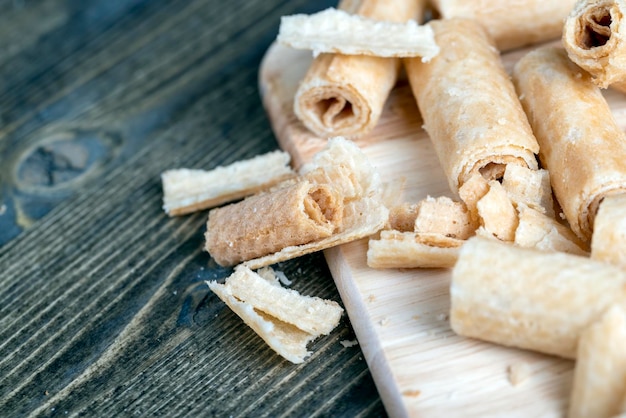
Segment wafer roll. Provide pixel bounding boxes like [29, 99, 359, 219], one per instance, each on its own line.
[513, 46, 626, 241]
[294, 0, 424, 138]
[569, 305, 626, 418]
[405, 19, 539, 195]
[563, 0, 626, 92]
[205, 181, 343, 266]
[591, 193, 626, 267]
[431, 0, 576, 51]
[451, 237, 626, 359]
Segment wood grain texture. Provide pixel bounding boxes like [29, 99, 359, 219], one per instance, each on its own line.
[260, 43, 626, 417]
[0, 0, 385, 416]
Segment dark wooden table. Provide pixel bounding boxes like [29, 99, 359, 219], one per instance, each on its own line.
[0, 1, 387, 416]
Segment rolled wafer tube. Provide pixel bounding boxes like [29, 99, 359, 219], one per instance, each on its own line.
[451, 237, 626, 359]
[591, 194, 626, 267]
[513, 46, 626, 241]
[205, 180, 343, 266]
[293, 0, 424, 138]
[569, 305, 626, 418]
[563, 0, 626, 92]
[431, 0, 576, 51]
[405, 18, 539, 195]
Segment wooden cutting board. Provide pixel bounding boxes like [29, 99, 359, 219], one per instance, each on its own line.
[259, 41, 626, 418]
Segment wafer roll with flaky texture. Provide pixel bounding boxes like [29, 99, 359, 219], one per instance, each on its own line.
[293, 0, 424, 138]
[205, 180, 343, 266]
[569, 305, 626, 418]
[591, 194, 626, 267]
[431, 0, 576, 51]
[451, 237, 626, 359]
[405, 18, 539, 195]
[513, 46, 626, 241]
[563, 0, 626, 93]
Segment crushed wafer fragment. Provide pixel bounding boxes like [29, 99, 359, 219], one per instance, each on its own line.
[502, 165, 554, 218]
[476, 180, 518, 241]
[207, 266, 343, 364]
[414, 196, 475, 239]
[277, 8, 439, 60]
[507, 362, 531, 387]
[161, 150, 295, 216]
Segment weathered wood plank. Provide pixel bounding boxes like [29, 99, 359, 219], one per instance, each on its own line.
[0, 0, 386, 416]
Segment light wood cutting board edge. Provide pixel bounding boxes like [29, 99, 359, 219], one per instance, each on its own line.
[258, 41, 626, 417]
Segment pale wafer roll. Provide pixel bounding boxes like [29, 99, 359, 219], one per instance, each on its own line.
[405, 19, 539, 196]
[451, 237, 626, 359]
[513, 46, 626, 241]
[569, 305, 626, 418]
[563, 0, 626, 93]
[591, 194, 626, 267]
[293, 0, 424, 138]
[205, 180, 343, 266]
[431, 0, 576, 51]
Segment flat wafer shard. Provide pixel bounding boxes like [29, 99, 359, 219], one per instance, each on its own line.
[405, 18, 539, 195]
[207, 266, 343, 364]
[205, 180, 343, 266]
[161, 150, 295, 216]
[293, 0, 424, 138]
[515, 205, 589, 256]
[563, 0, 626, 92]
[591, 194, 626, 267]
[431, 0, 576, 51]
[569, 305, 626, 418]
[367, 230, 461, 269]
[277, 8, 439, 59]
[513, 46, 626, 241]
[451, 237, 626, 359]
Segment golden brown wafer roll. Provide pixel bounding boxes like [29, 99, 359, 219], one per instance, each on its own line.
[513, 46, 626, 241]
[569, 305, 626, 418]
[405, 19, 539, 195]
[431, 0, 576, 51]
[294, 0, 424, 138]
[205, 180, 343, 266]
[563, 0, 626, 92]
[591, 194, 626, 267]
[451, 237, 626, 359]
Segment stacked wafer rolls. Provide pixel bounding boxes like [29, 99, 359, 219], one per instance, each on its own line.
[513, 46, 626, 241]
[405, 18, 540, 196]
[563, 0, 626, 93]
[293, 0, 424, 138]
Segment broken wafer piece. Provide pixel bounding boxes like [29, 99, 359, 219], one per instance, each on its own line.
[405, 18, 539, 195]
[563, 0, 626, 92]
[451, 237, 626, 359]
[502, 165, 554, 218]
[388, 203, 419, 232]
[367, 230, 462, 269]
[205, 180, 343, 266]
[476, 180, 518, 242]
[414, 196, 475, 240]
[591, 194, 626, 267]
[569, 305, 626, 418]
[277, 8, 439, 59]
[207, 266, 343, 363]
[431, 0, 576, 51]
[161, 150, 296, 216]
[293, 0, 425, 138]
[515, 205, 589, 256]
